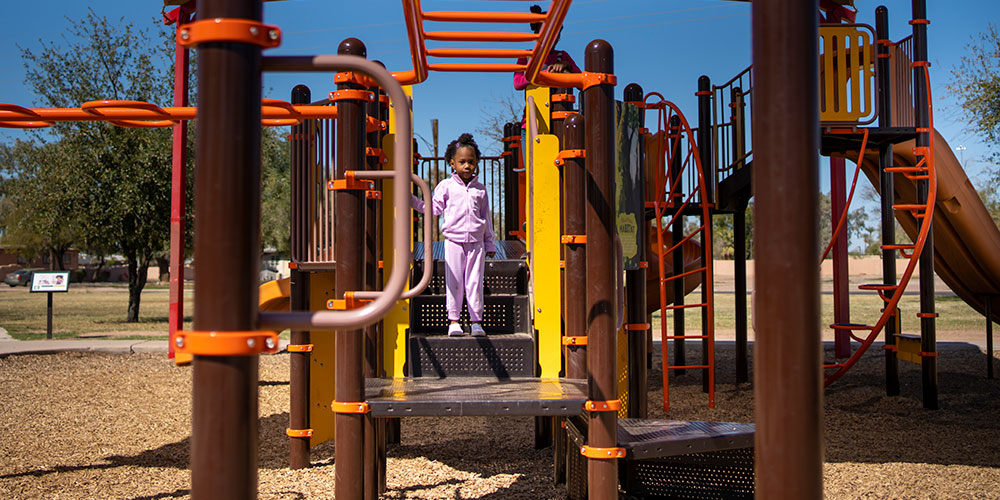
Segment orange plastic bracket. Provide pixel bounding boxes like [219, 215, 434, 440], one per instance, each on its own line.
[334, 71, 378, 89]
[327, 292, 373, 310]
[286, 428, 314, 438]
[581, 72, 617, 90]
[912, 146, 931, 157]
[877, 53, 892, 59]
[287, 344, 314, 353]
[177, 18, 281, 48]
[916, 312, 939, 318]
[367, 116, 388, 133]
[551, 111, 575, 120]
[624, 323, 651, 331]
[920, 351, 939, 357]
[639, 261, 649, 269]
[560, 234, 587, 245]
[694, 90, 712, 97]
[551, 94, 576, 103]
[329, 89, 376, 102]
[366, 190, 382, 200]
[580, 445, 625, 459]
[562, 336, 588, 346]
[910, 61, 931, 68]
[554, 149, 586, 167]
[288, 262, 299, 270]
[174, 330, 279, 356]
[378, 94, 391, 105]
[584, 400, 622, 412]
[502, 135, 521, 143]
[331, 401, 371, 414]
[908, 19, 930, 25]
[328, 171, 375, 191]
[559, 260, 565, 269]
[366, 147, 389, 164]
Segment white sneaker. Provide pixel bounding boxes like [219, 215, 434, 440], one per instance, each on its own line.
[447, 323, 464, 337]
[470, 323, 486, 337]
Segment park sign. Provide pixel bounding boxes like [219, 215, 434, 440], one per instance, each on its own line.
[30, 271, 70, 293]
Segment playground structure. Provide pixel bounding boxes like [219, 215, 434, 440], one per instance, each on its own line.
[2, 0, 1000, 498]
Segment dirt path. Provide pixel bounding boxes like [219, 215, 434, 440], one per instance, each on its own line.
[0, 344, 998, 499]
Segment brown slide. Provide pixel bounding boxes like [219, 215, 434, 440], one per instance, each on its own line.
[856, 129, 1000, 324]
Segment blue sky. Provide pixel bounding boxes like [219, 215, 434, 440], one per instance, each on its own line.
[0, 0, 994, 190]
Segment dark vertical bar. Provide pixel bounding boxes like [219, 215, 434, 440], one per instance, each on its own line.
[563, 113, 587, 486]
[911, 0, 938, 410]
[191, 0, 262, 498]
[335, 38, 368, 500]
[697, 76, 715, 392]
[503, 123, 516, 240]
[669, 115, 686, 375]
[734, 203, 748, 383]
[585, 39, 618, 500]
[987, 297, 994, 379]
[46, 292, 53, 339]
[830, 155, 851, 358]
[363, 75, 382, 500]
[168, 6, 191, 359]
[752, 1, 823, 498]
[624, 83, 647, 418]
[876, 6, 900, 396]
[289, 84, 311, 470]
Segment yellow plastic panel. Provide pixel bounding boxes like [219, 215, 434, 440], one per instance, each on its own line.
[387, 85, 413, 135]
[526, 85, 551, 136]
[529, 132, 561, 377]
[308, 271, 337, 446]
[617, 325, 629, 417]
[381, 132, 412, 377]
[820, 25, 875, 124]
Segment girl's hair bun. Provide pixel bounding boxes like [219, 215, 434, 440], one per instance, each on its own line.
[458, 132, 475, 143]
[529, 5, 544, 33]
[530, 4, 543, 14]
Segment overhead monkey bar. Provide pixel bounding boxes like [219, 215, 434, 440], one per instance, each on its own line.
[393, 0, 612, 89]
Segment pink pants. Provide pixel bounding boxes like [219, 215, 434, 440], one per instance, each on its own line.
[444, 239, 485, 322]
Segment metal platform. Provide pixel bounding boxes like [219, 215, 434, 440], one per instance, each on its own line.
[408, 333, 535, 378]
[364, 377, 588, 417]
[617, 418, 755, 459]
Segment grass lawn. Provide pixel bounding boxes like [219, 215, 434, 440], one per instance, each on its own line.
[0, 285, 194, 340]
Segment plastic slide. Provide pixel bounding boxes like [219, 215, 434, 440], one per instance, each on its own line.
[259, 277, 291, 312]
[855, 129, 1000, 323]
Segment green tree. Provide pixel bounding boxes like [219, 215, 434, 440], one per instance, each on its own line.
[261, 126, 291, 257]
[950, 24, 1000, 165]
[19, 9, 174, 321]
[0, 139, 81, 269]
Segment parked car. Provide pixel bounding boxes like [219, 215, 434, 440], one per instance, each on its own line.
[4, 269, 34, 287]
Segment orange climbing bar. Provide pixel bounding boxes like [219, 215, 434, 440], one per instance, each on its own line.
[425, 48, 533, 58]
[421, 11, 547, 23]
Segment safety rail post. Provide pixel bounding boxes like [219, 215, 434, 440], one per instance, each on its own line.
[876, 6, 901, 396]
[335, 38, 369, 500]
[911, 0, 938, 410]
[363, 67, 385, 500]
[752, 0, 823, 498]
[564, 114, 587, 383]
[731, 86, 746, 172]
[624, 83, 647, 418]
[289, 84, 312, 470]
[831, 153, 851, 359]
[697, 76, 714, 205]
[190, 0, 264, 498]
[167, 5, 191, 362]
[697, 100, 714, 395]
[584, 39, 618, 500]
[502, 123, 517, 240]
[669, 115, 686, 376]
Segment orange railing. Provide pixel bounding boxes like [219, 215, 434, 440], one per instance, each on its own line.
[395, 0, 602, 89]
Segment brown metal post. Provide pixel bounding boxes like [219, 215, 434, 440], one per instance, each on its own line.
[190, 0, 263, 498]
[564, 114, 588, 382]
[289, 84, 312, 470]
[911, 0, 938, 411]
[335, 38, 368, 500]
[751, 1, 823, 499]
[585, 39, 618, 500]
[624, 83, 647, 418]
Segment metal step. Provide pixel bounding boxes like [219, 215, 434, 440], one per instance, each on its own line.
[364, 376, 587, 417]
[407, 333, 535, 378]
[412, 258, 528, 296]
[410, 295, 530, 334]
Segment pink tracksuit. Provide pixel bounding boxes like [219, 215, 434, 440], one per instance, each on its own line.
[413, 173, 496, 322]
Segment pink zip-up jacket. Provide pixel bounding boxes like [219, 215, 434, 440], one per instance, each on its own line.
[412, 173, 496, 253]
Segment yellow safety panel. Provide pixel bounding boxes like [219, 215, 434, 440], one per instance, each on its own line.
[617, 326, 629, 417]
[529, 133, 561, 377]
[819, 24, 876, 124]
[309, 271, 337, 446]
[896, 334, 922, 365]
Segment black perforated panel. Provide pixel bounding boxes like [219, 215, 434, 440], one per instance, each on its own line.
[622, 448, 755, 499]
[413, 259, 528, 295]
[408, 333, 535, 378]
[410, 295, 529, 334]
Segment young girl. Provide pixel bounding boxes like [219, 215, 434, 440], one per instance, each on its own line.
[413, 133, 496, 336]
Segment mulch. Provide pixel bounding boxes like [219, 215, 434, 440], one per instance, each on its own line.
[1, 342, 998, 499]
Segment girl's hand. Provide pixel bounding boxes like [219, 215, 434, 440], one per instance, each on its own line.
[486, 251, 496, 259]
[546, 62, 570, 73]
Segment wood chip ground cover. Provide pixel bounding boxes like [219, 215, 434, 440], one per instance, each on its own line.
[0, 344, 998, 499]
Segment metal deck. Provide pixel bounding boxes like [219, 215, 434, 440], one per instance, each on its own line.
[364, 377, 587, 417]
[617, 418, 755, 459]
